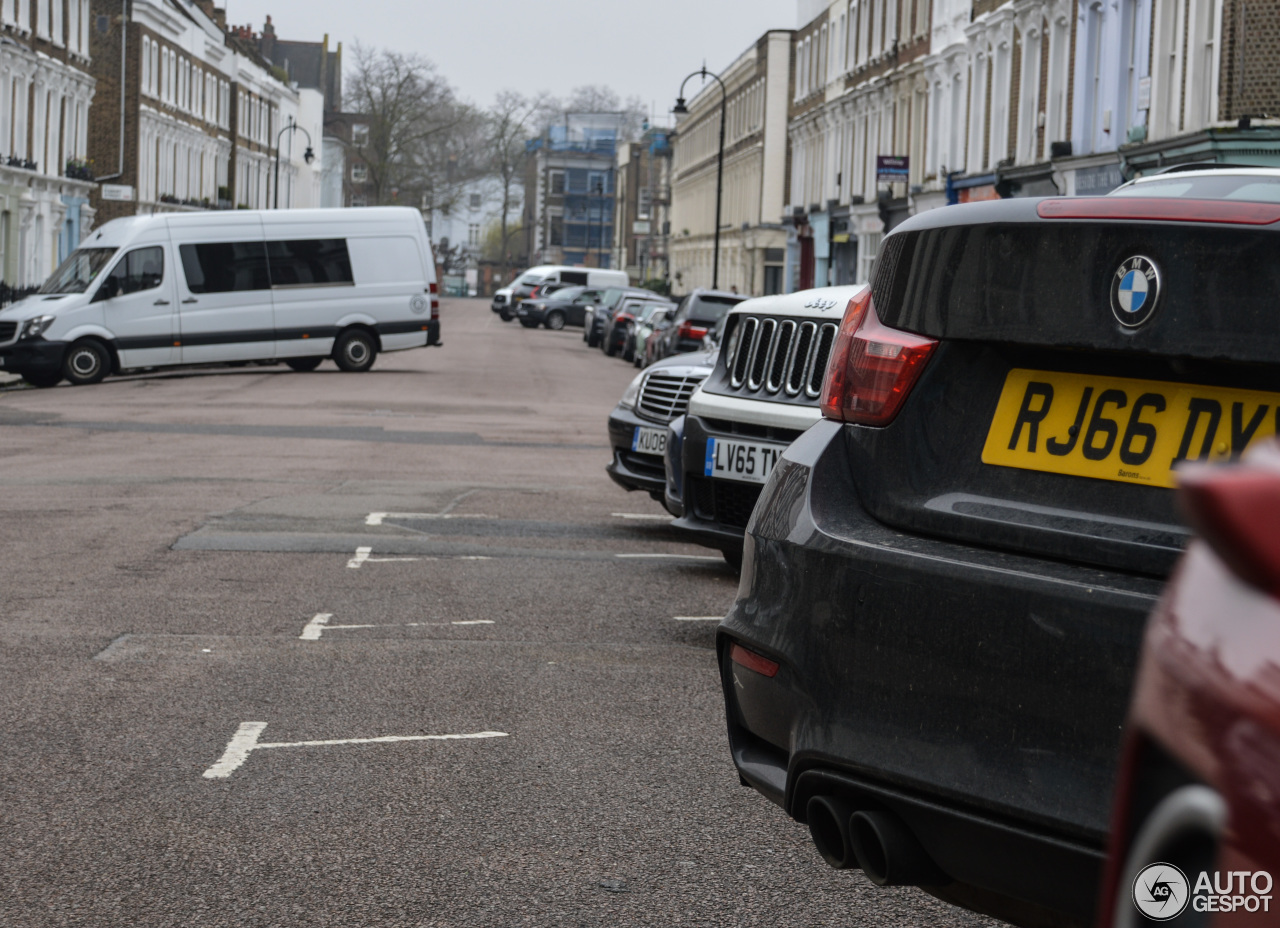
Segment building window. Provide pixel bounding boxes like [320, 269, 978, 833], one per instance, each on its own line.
[351, 195, 368, 208]
[550, 171, 565, 195]
[468, 223, 480, 246]
[469, 192, 481, 209]
[351, 124, 369, 147]
[351, 163, 368, 183]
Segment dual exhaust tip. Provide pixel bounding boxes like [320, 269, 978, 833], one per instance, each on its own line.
[807, 795, 946, 887]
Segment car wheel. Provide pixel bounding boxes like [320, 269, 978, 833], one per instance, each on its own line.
[520, 319, 538, 328]
[722, 548, 743, 572]
[62, 339, 110, 385]
[285, 357, 324, 372]
[545, 311, 565, 331]
[21, 371, 62, 388]
[605, 337, 619, 357]
[333, 329, 377, 372]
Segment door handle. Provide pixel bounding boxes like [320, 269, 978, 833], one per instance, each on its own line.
[154, 299, 170, 305]
[181, 298, 198, 304]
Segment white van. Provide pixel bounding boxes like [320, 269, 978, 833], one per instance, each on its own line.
[511, 265, 629, 303]
[0, 207, 439, 387]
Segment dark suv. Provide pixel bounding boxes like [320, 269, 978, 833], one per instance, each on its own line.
[717, 168, 1280, 926]
[650, 289, 744, 360]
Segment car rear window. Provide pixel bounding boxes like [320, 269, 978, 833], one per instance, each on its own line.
[689, 295, 743, 321]
[1113, 174, 1280, 202]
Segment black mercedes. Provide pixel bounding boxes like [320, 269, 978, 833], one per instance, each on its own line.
[717, 167, 1280, 927]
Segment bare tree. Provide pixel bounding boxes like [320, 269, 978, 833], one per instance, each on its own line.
[485, 90, 545, 279]
[345, 44, 483, 209]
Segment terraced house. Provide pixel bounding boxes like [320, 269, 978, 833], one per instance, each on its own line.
[0, 0, 97, 288]
[782, 0, 1280, 290]
[87, 0, 315, 224]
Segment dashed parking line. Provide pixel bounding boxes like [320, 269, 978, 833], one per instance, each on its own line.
[673, 616, 723, 622]
[347, 546, 419, 568]
[611, 512, 672, 521]
[202, 721, 508, 779]
[366, 511, 497, 526]
[300, 614, 495, 640]
[615, 553, 723, 562]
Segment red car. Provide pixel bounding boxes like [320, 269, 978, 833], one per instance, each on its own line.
[1098, 442, 1280, 927]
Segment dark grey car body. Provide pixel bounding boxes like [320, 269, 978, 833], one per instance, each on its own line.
[717, 190, 1280, 925]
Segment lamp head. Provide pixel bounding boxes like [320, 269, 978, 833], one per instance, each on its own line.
[303, 146, 315, 165]
[672, 97, 688, 116]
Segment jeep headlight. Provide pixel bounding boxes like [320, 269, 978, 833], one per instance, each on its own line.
[20, 315, 55, 340]
[620, 371, 646, 410]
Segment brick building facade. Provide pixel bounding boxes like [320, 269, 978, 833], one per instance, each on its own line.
[86, 0, 309, 225]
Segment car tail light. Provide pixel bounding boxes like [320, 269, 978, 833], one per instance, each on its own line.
[1037, 197, 1280, 225]
[1179, 455, 1280, 599]
[820, 289, 937, 426]
[428, 284, 439, 320]
[730, 642, 779, 678]
[676, 321, 708, 341]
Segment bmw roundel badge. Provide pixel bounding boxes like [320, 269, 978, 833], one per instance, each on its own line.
[1110, 255, 1161, 328]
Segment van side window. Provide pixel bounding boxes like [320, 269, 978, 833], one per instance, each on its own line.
[179, 242, 270, 293]
[560, 270, 588, 286]
[98, 246, 164, 300]
[266, 239, 354, 287]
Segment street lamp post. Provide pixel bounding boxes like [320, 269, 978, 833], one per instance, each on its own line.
[273, 117, 315, 209]
[673, 66, 727, 290]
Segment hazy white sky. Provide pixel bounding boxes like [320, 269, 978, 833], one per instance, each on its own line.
[223, 0, 794, 119]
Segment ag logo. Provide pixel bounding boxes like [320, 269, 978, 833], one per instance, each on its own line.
[410, 294, 428, 314]
[1111, 255, 1161, 328]
[1132, 862, 1190, 920]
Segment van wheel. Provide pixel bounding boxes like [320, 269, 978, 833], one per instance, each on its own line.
[62, 339, 109, 385]
[545, 311, 566, 330]
[21, 371, 62, 388]
[334, 330, 377, 372]
[286, 357, 324, 372]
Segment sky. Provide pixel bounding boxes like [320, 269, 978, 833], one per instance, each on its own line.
[223, 0, 794, 121]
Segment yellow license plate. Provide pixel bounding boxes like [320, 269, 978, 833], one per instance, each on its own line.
[982, 369, 1280, 488]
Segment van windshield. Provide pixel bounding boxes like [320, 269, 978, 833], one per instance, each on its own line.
[39, 247, 118, 294]
[517, 273, 544, 286]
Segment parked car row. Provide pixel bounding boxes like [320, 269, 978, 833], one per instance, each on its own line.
[602, 166, 1280, 927]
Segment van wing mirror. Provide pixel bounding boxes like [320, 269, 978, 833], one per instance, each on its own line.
[92, 275, 119, 303]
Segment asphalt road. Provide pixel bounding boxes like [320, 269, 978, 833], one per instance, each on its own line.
[0, 299, 999, 927]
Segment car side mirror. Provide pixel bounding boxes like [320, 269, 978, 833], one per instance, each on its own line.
[93, 276, 119, 303]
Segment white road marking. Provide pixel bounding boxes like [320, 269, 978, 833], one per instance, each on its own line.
[612, 512, 672, 521]
[673, 616, 724, 622]
[615, 553, 723, 561]
[300, 615, 496, 640]
[366, 511, 496, 526]
[347, 546, 417, 568]
[202, 723, 507, 779]
[299, 613, 333, 640]
[203, 721, 267, 779]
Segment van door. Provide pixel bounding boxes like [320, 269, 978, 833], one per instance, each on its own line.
[94, 243, 178, 368]
[266, 237, 355, 359]
[171, 218, 275, 363]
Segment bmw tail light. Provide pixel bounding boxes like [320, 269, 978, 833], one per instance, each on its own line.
[820, 289, 937, 426]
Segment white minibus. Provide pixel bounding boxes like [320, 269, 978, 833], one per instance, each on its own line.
[0, 207, 439, 386]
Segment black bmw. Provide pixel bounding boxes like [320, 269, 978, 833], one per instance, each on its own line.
[717, 168, 1280, 927]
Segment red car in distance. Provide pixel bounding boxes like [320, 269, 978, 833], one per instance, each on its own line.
[1099, 442, 1280, 927]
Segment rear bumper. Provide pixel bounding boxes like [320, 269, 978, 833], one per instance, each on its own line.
[719, 418, 1164, 920]
[0, 338, 65, 375]
[426, 319, 441, 346]
[606, 406, 667, 497]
